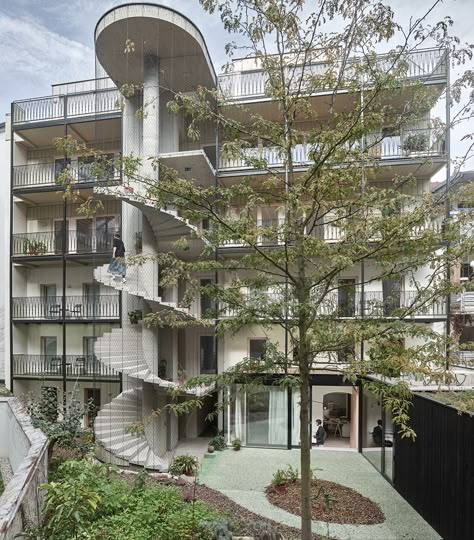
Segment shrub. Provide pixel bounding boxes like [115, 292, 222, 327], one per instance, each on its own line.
[199, 518, 233, 539]
[271, 465, 299, 487]
[210, 434, 226, 451]
[168, 454, 198, 476]
[252, 521, 284, 540]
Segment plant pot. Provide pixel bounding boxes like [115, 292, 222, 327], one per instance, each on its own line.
[233, 446, 241, 451]
[274, 485, 287, 494]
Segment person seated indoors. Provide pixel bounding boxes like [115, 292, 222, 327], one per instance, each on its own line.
[373, 419, 393, 447]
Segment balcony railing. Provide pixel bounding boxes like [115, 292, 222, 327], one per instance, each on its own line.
[220, 289, 446, 318]
[13, 160, 121, 190]
[218, 129, 445, 171]
[452, 351, 474, 369]
[451, 291, 474, 313]
[12, 295, 120, 320]
[12, 354, 120, 379]
[218, 48, 447, 100]
[220, 217, 284, 247]
[12, 230, 115, 257]
[12, 88, 121, 125]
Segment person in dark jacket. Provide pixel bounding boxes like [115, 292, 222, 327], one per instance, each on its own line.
[108, 232, 126, 282]
[314, 419, 327, 447]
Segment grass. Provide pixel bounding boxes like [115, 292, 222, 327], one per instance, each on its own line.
[427, 391, 474, 414]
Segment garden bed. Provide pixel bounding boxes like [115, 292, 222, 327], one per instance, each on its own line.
[265, 479, 385, 525]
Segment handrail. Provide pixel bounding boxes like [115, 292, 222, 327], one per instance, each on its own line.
[12, 295, 120, 320]
[12, 230, 115, 256]
[12, 354, 120, 379]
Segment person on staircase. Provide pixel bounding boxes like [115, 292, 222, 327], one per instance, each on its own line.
[108, 232, 126, 283]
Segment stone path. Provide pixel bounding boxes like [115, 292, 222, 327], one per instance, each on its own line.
[199, 448, 441, 540]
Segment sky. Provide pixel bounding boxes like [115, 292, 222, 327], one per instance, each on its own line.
[0, 0, 472, 169]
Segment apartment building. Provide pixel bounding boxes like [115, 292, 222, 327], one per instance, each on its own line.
[4, 3, 466, 472]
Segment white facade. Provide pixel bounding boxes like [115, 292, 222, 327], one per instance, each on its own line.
[5, 4, 464, 470]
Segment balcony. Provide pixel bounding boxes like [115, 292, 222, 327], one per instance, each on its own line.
[13, 160, 121, 191]
[12, 230, 114, 258]
[220, 289, 446, 319]
[12, 354, 120, 380]
[12, 295, 120, 321]
[219, 218, 285, 247]
[12, 87, 121, 126]
[451, 291, 474, 313]
[218, 48, 447, 101]
[218, 129, 445, 173]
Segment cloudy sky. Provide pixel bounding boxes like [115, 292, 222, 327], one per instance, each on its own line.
[0, 0, 472, 168]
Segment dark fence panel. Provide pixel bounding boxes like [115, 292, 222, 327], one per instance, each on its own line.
[394, 394, 474, 540]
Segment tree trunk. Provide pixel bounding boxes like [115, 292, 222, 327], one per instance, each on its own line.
[299, 361, 312, 539]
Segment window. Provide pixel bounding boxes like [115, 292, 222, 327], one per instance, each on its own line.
[461, 263, 473, 281]
[54, 158, 71, 180]
[249, 338, 267, 360]
[200, 335, 216, 374]
[382, 279, 401, 316]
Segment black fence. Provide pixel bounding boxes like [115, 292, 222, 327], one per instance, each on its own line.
[394, 393, 474, 540]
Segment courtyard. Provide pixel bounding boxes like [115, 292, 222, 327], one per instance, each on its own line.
[199, 448, 441, 540]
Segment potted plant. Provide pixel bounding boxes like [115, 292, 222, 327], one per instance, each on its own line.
[402, 132, 429, 154]
[271, 468, 288, 494]
[231, 438, 242, 451]
[128, 309, 142, 325]
[134, 231, 143, 254]
[23, 239, 48, 256]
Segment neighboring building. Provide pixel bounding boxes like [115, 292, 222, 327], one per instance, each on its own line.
[4, 3, 470, 471]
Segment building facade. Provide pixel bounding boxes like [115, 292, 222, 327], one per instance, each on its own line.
[4, 3, 471, 471]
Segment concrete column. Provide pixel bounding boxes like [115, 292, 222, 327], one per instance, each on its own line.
[142, 55, 160, 181]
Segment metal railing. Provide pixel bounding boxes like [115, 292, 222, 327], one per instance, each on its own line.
[220, 217, 284, 247]
[12, 354, 120, 379]
[12, 88, 121, 125]
[218, 128, 445, 171]
[452, 351, 474, 369]
[12, 230, 115, 256]
[13, 160, 121, 189]
[12, 295, 120, 320]
[220, 289, 446, 318]
[218, 48, 447, 100]
[451, 291, 474, 312]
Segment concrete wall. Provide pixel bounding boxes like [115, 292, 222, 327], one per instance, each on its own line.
[0, 398, 48, 540]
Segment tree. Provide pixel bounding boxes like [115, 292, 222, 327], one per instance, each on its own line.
[54, 1, 474, 537]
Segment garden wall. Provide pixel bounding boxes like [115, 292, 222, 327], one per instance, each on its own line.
[0, 397, 48, 539]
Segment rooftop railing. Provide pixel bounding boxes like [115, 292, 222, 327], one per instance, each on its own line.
[218, 48, 447, 101]
[12, 295, 120, 321]
[12, 230, 115, 257]
[13, 160, 121, 190]
[12, 354, 120, 379]
[12, 88, 121, 125]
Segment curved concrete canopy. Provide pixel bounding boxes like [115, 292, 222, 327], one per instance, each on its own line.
[95, 3, 216, 92]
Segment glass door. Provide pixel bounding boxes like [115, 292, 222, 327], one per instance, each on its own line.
[338, 279, 356, 317]
[383, 279, 401, 316]
[95, 216, 116, 253]
[54, 219, 69, 254]
[76, 219, 93, 253]
[41, 336, 58, 373]
[83, 336, 98, 374]
[42, 284, 59, 319]
[83, 283, 100, 319]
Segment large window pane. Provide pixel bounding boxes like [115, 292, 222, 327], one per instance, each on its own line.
[247, 386, 287, 447]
